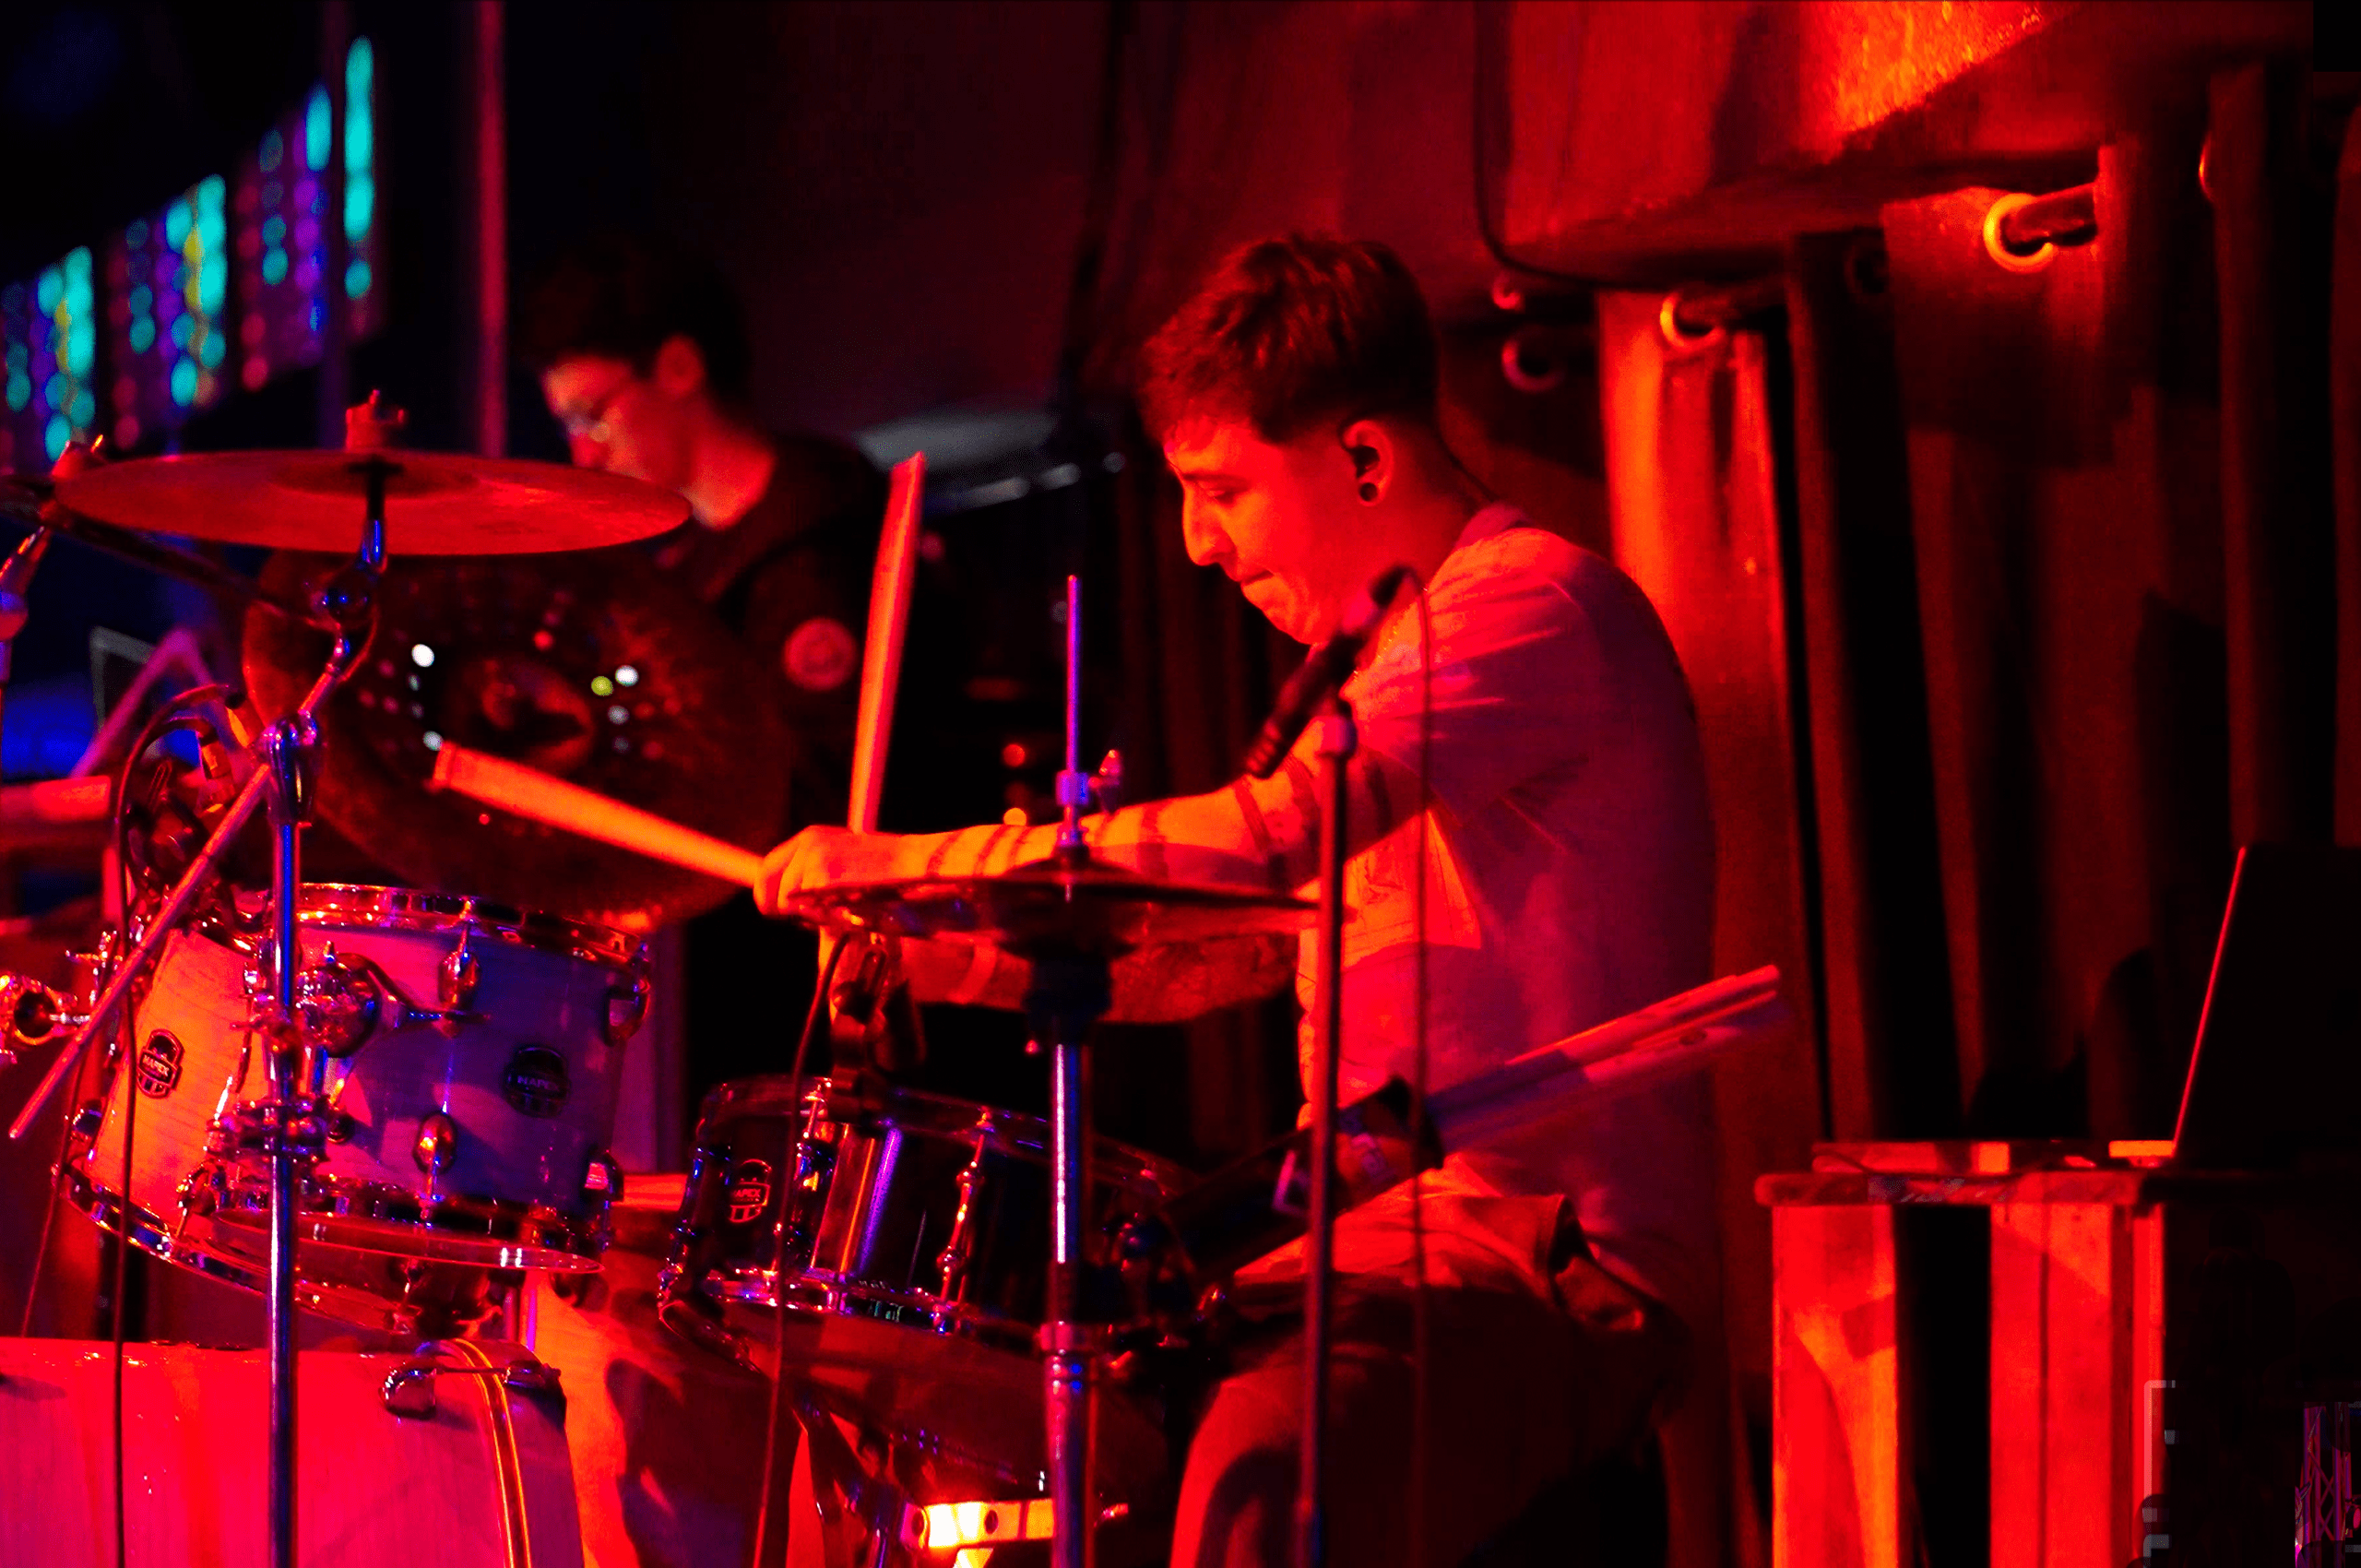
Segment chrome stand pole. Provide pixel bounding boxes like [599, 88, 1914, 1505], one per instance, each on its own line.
[1294, 695, 1354, 1568]
[262, 716, 311, 1568]
[255, 457, 386, 1568]
[1038, 572, 1105, 1568]
[1029, 957, 1108, 1568]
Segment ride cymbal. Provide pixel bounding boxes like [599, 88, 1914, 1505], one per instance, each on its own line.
[57, 451, 686, 555]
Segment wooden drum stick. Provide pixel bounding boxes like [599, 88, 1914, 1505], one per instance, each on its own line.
[428, 740, 764, 887]
[848, 452, 925, 834]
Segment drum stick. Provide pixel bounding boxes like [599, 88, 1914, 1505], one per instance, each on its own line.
[1427, 976, 1789, 1150]
[428, 740, 764, 886]
[847, 453, 924, 834]
[1426, 964, 1783, 1134]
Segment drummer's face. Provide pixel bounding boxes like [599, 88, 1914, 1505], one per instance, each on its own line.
[540, 354, 694, 494]
[1168, 417, 1363, 644]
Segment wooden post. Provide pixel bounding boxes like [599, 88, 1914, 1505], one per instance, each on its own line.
[1987, 1203, 2148, 1566]
[1773, 1203, 1903, 1568]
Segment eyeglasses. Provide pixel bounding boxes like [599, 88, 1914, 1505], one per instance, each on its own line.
[557, 375, 636, 445]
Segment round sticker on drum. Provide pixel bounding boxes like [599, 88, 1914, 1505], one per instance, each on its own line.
[783, 616, 858, 693]
[726, 1159, 773, 1227]
[136, 1031, 182, 1098]
[503, 1045, 570, 1117]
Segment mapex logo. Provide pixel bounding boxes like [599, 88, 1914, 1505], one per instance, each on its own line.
[726, 1159, 774, 1227]
[136, 1031, 183, 1098]
[502, 1046, 570, 1117]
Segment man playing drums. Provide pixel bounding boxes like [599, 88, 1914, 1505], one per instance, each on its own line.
[759, 235, 1718, 1563]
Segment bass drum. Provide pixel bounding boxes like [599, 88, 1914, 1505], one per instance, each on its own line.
[66, 885, 647, 1333]
[660, 1076, 1184, 1510]
[527, 1174, 777, 1568]
[0, 1339, 582, 1567]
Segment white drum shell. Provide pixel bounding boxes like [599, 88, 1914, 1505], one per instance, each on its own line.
[76, 886, 643, 1280]
[0, 1340, 583, 1567]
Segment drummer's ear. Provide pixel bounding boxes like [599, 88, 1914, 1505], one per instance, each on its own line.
[649, 334, 709, 402]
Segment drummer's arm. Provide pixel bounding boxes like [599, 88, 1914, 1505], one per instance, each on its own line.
[757, 745, 1428, 1011]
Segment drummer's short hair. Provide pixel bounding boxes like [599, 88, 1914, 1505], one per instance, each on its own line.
[1136, 235, 1439, 445]
[516, 234, 753, 402]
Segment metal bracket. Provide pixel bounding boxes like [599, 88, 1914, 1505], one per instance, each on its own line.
[382, 1342, 562, 1420]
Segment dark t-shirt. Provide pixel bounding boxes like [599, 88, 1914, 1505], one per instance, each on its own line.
[654, 433, 885, 1106]
[650, 434, 887, 834]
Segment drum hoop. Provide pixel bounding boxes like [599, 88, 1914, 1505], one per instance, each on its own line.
[217, 883, 647, 973]
[60, 1168, 420, 1333]
[204, 1167, 608, 1269]
[695, 1074, 1188, 1193]
[707, 1267, 1040, 1358]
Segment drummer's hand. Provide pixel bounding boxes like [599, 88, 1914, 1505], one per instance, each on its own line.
[755, 826, 908, 918]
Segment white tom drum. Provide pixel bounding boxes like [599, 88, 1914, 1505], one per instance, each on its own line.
[65, 884, 647, 1332]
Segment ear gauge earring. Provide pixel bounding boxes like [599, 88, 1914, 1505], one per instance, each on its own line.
[1358, 481, 1380, 504]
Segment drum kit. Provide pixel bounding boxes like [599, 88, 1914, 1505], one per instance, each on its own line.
[0, 406, 1321, 1568]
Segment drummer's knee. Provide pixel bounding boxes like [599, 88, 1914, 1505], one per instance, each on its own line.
[1171, 1376, 1298, 1568]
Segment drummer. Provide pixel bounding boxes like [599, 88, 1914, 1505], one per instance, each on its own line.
[758, 234, 1719, 1562]
[518, 235, 902, 1097]
[517, 234, 886, 827]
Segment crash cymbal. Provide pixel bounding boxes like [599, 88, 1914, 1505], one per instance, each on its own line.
[775, 858, 1314, 960]
[56, 451, 686, 555]
[243, 549, 789, 931]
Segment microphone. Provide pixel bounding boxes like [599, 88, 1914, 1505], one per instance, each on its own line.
[1242, 563, 1412, 778]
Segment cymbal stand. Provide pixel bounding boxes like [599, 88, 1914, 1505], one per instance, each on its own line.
[1038, 573, 1104, 1568]
[5, 464, 386, 1568]
[258, 460, 386, 1568]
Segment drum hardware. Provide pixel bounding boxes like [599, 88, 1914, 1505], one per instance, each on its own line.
[442, 932, 481, 1012]
[295, 941, 484, 1048]
[413, 1111, 459, 1177]
[381, 1341, 562, 1421]
[1, 972, 86, 1058]
[290, 946, 382, 1056]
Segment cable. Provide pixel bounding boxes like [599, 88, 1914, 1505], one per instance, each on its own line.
[95, 681, 236, 1568]
[750, 930, 850, 1568]
[1406, 576, 1434, 1568]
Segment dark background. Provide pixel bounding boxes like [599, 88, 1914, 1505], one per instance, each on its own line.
[1, 6, 2343, 1562]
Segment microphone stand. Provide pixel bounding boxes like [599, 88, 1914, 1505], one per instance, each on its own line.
[1294, 691, 1354, 1568]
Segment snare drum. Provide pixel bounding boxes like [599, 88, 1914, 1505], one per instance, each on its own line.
[65, 884, 647, 1331]
[660, 1075, 1183, 1493]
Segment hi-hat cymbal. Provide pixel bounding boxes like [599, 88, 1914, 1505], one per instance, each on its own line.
[243, 548, 789, 931]
[775, 858, 1314, 960]
[56, 451, 686, 555]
